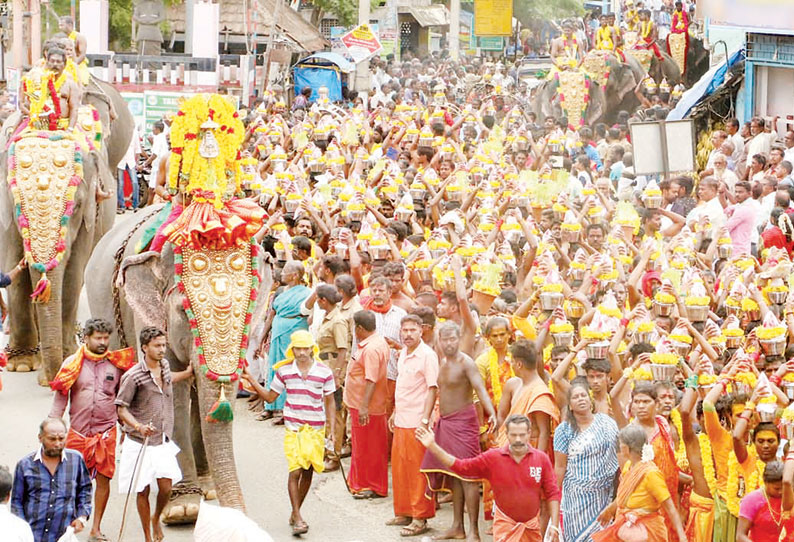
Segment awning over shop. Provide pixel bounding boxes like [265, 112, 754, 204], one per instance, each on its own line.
[298, 52, 356, 73]
[400, 4, 450, 27]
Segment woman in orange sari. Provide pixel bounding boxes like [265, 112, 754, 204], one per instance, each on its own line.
[594, 425, 688, 542]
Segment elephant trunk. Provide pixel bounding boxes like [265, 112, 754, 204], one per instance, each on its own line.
[33, 264, 64, 382]
[194, 373, 245, 511]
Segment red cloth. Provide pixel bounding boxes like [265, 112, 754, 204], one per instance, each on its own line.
[348, 408, 389, 497]
[66, 426, 117, 479]
[762, 226, 794, 258]
[420, 404, 481, 495]
[642, 270, 662, 298]
[392, 427, 435, 519]
[451, 445, 560, 523]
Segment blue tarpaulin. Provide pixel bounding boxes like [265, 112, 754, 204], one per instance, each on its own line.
[293, 66, 342, 102]
[667, 47, 745, 121]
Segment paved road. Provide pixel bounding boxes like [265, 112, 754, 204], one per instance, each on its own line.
[0, 370, 468, 542]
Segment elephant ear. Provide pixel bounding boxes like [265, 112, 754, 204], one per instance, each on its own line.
[121, 250, 171, 332]
[250, 251, 274, 325]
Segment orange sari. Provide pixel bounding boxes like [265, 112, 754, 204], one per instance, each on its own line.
[592, 461, 670, 542]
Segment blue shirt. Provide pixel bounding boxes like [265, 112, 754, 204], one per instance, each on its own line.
[11, 449, 92, 542]
[583, 144, 603, 170]
[0, 271, 11, 288]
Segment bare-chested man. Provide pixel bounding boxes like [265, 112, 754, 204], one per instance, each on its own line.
[420, 321, 495, 542]
[59, 16, 87, 65]
[550, 20, 582, 71]
[21, 47, 80, 131]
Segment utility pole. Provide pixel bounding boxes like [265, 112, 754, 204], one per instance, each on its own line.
[449, 0, 459, 61]
[262, 0, 283, 93]
[355, 0, 370, 108]
[12, 0, 23, 67]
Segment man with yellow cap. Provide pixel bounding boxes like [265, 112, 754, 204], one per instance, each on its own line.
[243, 329, 336, 536]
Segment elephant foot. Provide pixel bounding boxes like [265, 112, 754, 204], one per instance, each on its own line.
[37, 370, 50, 387]
[161, 486, 202, 525]
[198, 474, 217, 501]
[5, 352, 41, 372]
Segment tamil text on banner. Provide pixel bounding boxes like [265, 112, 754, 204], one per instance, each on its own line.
[342, 24, 383, 64]
[474, 0, 512, 36]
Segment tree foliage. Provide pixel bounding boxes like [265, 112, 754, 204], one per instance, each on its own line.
[308, 0, 382, 29]
[513, 0, 583, 26]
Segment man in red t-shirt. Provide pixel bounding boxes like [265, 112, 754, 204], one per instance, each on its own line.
[416, 414, 561, 542]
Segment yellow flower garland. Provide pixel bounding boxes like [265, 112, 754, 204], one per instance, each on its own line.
[487, 348, 514, 406]
[27, 71, 68, 125]
[726, 452, 765, 516]
[671, 409, 689, 471]
[168, 94, 244, 207]
[698, 432, 717, 497]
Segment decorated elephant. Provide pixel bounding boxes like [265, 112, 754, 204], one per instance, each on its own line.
[682, 35, 711, 88]
[531, 70, 606, 128]
[85, 207, 273, 520]
[86, 93, 270, 521]
[0, 78, 133, 382]
[582, 50, 646, 123]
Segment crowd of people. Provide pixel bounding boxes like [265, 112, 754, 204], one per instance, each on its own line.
[6, 1, 794, 542]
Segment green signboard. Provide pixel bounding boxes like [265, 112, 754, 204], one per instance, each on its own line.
[143, 91, 189, 136]
[478, 36, 504, 51]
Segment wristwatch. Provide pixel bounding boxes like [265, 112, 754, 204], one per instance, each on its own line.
[421, 418, 429, 425]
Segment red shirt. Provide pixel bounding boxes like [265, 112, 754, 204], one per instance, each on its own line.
[451, 445, 560, 522]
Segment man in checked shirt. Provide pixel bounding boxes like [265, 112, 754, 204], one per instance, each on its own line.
[11, 417, 92, 542]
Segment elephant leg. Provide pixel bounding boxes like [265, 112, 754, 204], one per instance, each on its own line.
[61, 225, 94, 357]
[162, 361, 202, 525]
[191, 384, 216, 500]
[6, 275, 41, 372]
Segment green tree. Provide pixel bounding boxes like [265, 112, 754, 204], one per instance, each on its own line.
[513, 0, 583, 26]
[307, 0, 381, 28]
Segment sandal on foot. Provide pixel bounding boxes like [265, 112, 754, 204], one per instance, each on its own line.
[292, 521, 309, 536]
[386, 516, 412, 526]
[400, 522, 429, 537]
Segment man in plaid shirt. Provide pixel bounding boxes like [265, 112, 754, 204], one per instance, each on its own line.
[11, 418, 92, 542]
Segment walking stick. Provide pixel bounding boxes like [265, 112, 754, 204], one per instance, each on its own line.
[117, 429, 151, 542]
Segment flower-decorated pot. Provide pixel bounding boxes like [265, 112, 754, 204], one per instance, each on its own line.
[718, 244, 732, 259]
[686, 304, 709, 322]
[561, 229, 580, 244]
[552, 331, 574, 348]
[760, 337, 786, 356]
[284, 199, 301, 214]
[650, 363, 677, 381]
[369, 245, 390, 260]
[565, 301, 585, 319]
[585, 341, 610, 360]
[745, 309, 761, 322]
[784, 382, 794, 400]
[725, 335, 743, 349]
[472, 289, 497, 315]
[410, 188, 427, 200]
[671, 341, 691, 358]
[539, 291, 564, 311]
[347, 209, 365, 222]
[653, 301, 674, 317]
[635, 331, 654, 344]
[643, 195, 663, 209]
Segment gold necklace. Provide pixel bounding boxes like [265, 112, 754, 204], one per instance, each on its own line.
[764, 488, 784, 527]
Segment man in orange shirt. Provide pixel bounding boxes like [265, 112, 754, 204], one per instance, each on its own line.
[387, 315, 438, 537]
[344, 310, 391, 499]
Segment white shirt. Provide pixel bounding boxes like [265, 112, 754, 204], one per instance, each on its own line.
[149, 131, 169, 188]
[0, 503, 34, 542]
[757, 192, 777, 233]
[119, 125, 142, 171]
[714, 168, 740, 193]
[746, 131, 778, 166]
[686, 196, 726, 233]
[730, 132, 745, 164]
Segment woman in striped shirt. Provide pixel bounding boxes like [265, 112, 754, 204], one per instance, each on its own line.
[554, 378, 619, 542]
